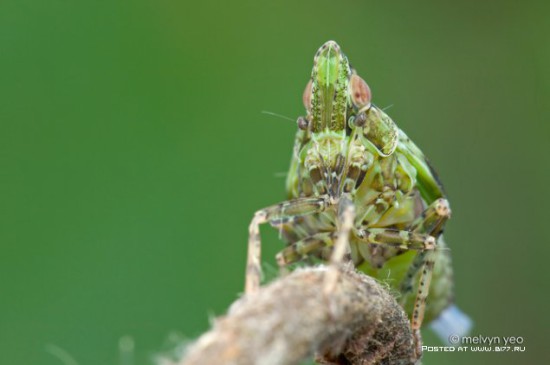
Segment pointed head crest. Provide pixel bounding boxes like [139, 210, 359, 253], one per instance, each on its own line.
[302, 41, 373, 133]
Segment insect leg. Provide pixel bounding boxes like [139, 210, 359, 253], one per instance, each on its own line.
[400, 198, 451, 330]
[275, 232, 336, 267]
[323, 194, 355, 294]
[245, 196, 330, 294]
[355, 228, 436, 252]
[400, 198, 451, 296]
[331, 194, 355, 265]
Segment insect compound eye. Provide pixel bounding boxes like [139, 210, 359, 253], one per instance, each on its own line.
[353, 112, 367, 127]
[350, 74, 372, 110]
[302, 79, 313, 111]
[297, 116, 309, 130]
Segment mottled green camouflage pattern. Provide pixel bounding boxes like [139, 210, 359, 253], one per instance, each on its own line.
[279, 41, 455, 325]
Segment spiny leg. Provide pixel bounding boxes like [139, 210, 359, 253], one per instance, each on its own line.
[399, 198, 451, 297]
[399, 198, 451, 330]
[245, 195, 329, 294]
[354, 224, 438, 327]
[353, 222, 440, 356]
[354, 224, 439, 331]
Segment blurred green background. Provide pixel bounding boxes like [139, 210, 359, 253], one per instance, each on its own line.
[1, 1, 548, 364]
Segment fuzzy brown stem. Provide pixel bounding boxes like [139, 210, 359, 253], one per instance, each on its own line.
[179, 264, 418, 365]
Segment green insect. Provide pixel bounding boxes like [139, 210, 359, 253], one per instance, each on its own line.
[245, 41, 470, 344]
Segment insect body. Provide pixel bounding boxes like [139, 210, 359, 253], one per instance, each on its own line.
[245, 41, 462, 334]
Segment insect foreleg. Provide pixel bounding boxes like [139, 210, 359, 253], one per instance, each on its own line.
[323, 194, 355, 294]
[331, 194, 355, 265]
[245, 196, 330, 294]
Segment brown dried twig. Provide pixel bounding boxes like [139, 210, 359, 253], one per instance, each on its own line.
[178, 264, 419, 365]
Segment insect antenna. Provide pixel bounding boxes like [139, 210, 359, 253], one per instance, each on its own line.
[261, 110, 295, 122]
[273, 172, 288, 178]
